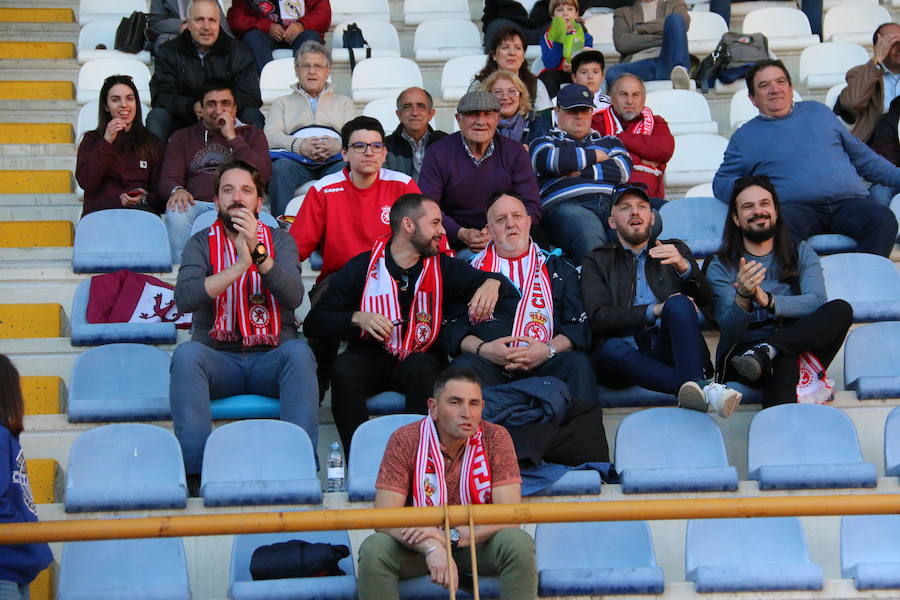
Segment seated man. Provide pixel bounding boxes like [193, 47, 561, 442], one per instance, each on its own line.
[714, 59, 900, 257]
[384, 87, 448, 181]
[572, 50, 611, 114]
[593, 73, 673, 203]
[303, 193, 510, 451]
[449, 191, 609, 465]
[529, 83, 632, 264]
[265, 41, 357, 218]
[582, 183, 742, 417]
[419, 91, 541, 256]
[170, 158, 317, 479]
[356, 368, 537, 600]
[148, 0, 232, 53]
[147, 0, 263, 142]
[606, 0, 691, 89]
[226, 0, 329, 73]
[162, 78, 272, 263]
[707, 175, 853, 407]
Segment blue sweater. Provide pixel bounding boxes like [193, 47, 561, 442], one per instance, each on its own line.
[713, 101, 900, 204]
[0, 427, 52, 585]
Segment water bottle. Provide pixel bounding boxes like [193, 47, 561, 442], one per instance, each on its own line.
[327, 441, 345, 492]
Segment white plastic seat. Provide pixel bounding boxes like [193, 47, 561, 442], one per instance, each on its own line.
[78, 0, 147, 25]
[403, 0, 470, 25]
[730, 88, 803, 132]
[799, 42, 869, 91]
[76, 57, 151, 105]
[441, 54, 487, 102]
[687, 11, 728, 56]
[259, 57, 296, 104]
[584, 14, 617, 58]
[684, 182, 714, 198]
[363, 97, 401, 133]
[330, 0, 390, 23]
[729, 0, 795, 16]
[742, 7, 820, 52]
[351, 57, 423, 103]
[664, 134, 729, 188]
[331, 20, 401, 64]
[76, 100, 149, 142]
[645, 89, 718, 135]
[824, 3, 890, 45]
[825, 82, 847, 110]
[414, 19, 483, 62]
[77, 20, 151, 65]
[824, 0, 877, 9]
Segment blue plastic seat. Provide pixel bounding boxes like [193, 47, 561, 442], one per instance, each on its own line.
[210, 394, 280, 420]
[201, 420, 322, 506]
[596, 384, 676, 408]
[615, 407, 738, 493]
[822, 253, 900, 322]
[747, 404, 876, 490]
[67, 343, 171, 422]
[73, 209, 172, 273]
[808, 233, 857, 255]
[658, 196, 727, 258]
[398, 575, 501, 598]
[685, 517, 823, 592]
[844, 322, 900, 399]
[366, 390, 406, 415]
[70, 278, 177, 346]
[348, 414, 421, 501]
[64, 423, 186, 512]
[536, 521, 664, 595]
[229, 530, 357, 599]
[883, 406, 900, 477]
[530, 470, 602, 496]
[841, 515, 900, 589]
[190, 209, 280, 236]
[58, 537, 191, 599]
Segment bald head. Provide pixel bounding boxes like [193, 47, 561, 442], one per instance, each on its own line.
[610, 73, 646, 122]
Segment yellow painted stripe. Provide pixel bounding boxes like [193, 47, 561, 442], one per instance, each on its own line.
[21, 376, 62, 415]
[0, 81, 73, 100]
[0, 170, 71, 194]
[0, 220, 74, 247]
[0, 304, 63, 338]
[0, 123, 72, 144]
[0, 8, 74, 22]
[25, 458, 59, 504]
[30, 566, 54, 600]
[0, 41, 74, 59]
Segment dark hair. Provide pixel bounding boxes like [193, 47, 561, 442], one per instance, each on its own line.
[0, 355, 24, 437]
[95, 75, 159, 158]
[433, 367, 482, 399]
[745, 59, 792, 95]
[874, 22, 897, 46]
[389, 193, 434, 234]
[214, 158, 265, 198]
[396, 87, 434, 111]
[340, 115, 385, 147]
[198, 76, 235, 105]
[476, 26, 540, 103]
[485, 190, 524, 215]
[571, 49, 605, 73]
[715, 174, 798, 282]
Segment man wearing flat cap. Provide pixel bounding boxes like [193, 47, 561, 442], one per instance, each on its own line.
[418, 90, 541, 257]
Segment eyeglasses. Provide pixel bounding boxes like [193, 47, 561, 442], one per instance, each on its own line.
[347, 142, 386, 153]
[492, 89, 520, 99]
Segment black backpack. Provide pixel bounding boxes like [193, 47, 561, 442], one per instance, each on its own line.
[342, 23, 371, 72]
[694, 32, 769, 93]
[114, 11, 149, 53]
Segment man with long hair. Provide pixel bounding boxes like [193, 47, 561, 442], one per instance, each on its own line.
[706, 175, 853, 406]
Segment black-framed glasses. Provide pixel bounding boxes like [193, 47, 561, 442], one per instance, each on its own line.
[347, 142, 386, 153]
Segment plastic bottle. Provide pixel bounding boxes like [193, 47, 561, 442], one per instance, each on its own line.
[327, 441, 345, 492]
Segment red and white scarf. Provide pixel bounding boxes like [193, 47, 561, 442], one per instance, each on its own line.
[598, 105, 656, 136]
[359, 235, 443, 360]
[797, 351, 835, 404]
[208, 219, 280, 347]
[413, 415, 493, 507]
[471, 241, 554, 345]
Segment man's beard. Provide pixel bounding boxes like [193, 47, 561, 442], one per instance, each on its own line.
[411, 226, 440, 257]
[618, 222, 651, 247]
[742, 222, 776, 244]
[219, 205, 258, 233]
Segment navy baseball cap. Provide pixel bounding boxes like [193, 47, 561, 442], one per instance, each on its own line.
[611, 183, 651, 205]
[556, 83, 595, 109]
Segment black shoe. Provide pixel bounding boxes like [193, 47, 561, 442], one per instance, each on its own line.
[731, 345, 771, 382]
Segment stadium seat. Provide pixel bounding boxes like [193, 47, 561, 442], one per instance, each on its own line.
[686, 11, 728, 56]
[823, 3, 891, 45]
[741, 7, 820, 53]
[78, 0, 148, 25]
[798, 42, 869, 91]
[330, 0, 390, 23]
[584, 14, 616, 58]
[807, 234, 858, 254]
[747, 403, 877, 490]
[659, 196, 727, 258]
[229, 530, 357, 599]
[364, 96, 401, 133]
[441, 54, 488, 102]
[69, 279, 178, 346]
[822, 253, 900, 322]
[825, 82, 847, 112]
[64, 423, 187, 512]
[400, 575, 502, 599]
[685, 517, 823, 592]
[331, 20, 401, 64]
[885, 406, 900, 477]
[531, 470, 602, 495]
[201, 420, 321, 506]
[730, 89, 803, 132]
[596, 384, 677, 408]
[77, 20, 151, 65]
[842, 514, 900, 590]
[729, 0, 795, 16]
[615, 407, 738, 493]
[403, 0, 471, 25]
[58, 537, 191, 599]
[259, 57, 297, 104]
[76, 100, 149, 142]
[68, 343, 171, 422]
[824, 0, 877, 8]
[351, 57, 424, 103]
[76, 57, 151, 105]
[348, 414, 421, 501]
[844, 323, 900, 400]
[414, 19, 483, 62]
[645, 89, 718, 135]
[536, 521, 664, 595]
[190, 209, 280, 236]
[73, 209, 172, 273]
[663, 134, 728, 189]
[684, 182, 713, 198]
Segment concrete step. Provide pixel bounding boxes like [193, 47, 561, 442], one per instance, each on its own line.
[0, 123, 73, 143]
[0, 169, 72, 193]
[0, 203, 80, 222]
[0, 155, 75, 170]
[0, 29, 77, 43]
[0, 144, 76, 158]
[0, 7, 74, 22]
[0, 303, 64, 338]
[26, 457, 61, 504]
[0, 101, 78, 121]
[21, 374, 64, 415]
[0, 193, 79, 205]
[0, 220, 73, 246]
[0, 66, 79, 81]
[0, 81, 73, 100]
[0, 41, 74, 59]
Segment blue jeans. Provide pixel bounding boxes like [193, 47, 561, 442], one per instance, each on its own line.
[165, 200, 216, 264]
[0, 581, 28, 600]
[779, 197, 898, 257]
[541, 195, 610, 265]
[169, 339, 319, 474]
[709, 0, 822, 37]
[269, 158, 345, 217]
[241, 28, 325, 73]
[606, 14, 690, 86]
[592, 294, 705, 394]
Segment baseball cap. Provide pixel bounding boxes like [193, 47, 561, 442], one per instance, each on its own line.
[611, 183, 651, 206]
[456, 90, 500, 114]
[556, 83, 595, 109]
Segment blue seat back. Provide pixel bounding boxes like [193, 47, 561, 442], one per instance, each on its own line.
[191, 209, 280, 236]
[348, 414, 421, 501]
[841, 515, 900, 589]
[884, 406, 900, 476]
[822, 253, 900, 322]
[73, 209, 172, 273]
[70, 278, 177, 346]
[210, 394, 280, 420]
[808, 234, 857, 255]
[659, 197, 727, 258]
[844, 322, 900, 395]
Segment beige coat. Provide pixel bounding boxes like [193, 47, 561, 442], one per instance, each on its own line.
[838, 59, 888, 143]
[264, 82, 358, 154]
[612, 0, 690, 63]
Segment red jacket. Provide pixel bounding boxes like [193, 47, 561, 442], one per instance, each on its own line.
[227, 0, 331, 37]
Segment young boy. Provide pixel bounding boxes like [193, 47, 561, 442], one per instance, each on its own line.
[539, 0, 593, 97]
[572, 49, 610, 114]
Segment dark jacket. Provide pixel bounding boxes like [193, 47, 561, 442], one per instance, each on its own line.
[150, 29, 261, 126]
[383, 124, 448, 181]
[482, 0, 550, 32]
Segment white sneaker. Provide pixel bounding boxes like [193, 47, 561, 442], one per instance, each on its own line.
[677, 380, 708, 412]
[670, 65, 691, 90]
[704, 383, 742, 419]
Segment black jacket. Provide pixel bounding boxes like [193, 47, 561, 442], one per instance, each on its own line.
[150, 30, 261, 125]
[383, 124, 448, 181]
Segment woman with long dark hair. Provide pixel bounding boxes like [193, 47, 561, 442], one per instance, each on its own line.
[471, 26, 553, 112]
[75, 74, 164, 216]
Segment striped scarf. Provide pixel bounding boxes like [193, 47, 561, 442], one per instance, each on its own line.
[413, 415, 492, 507]
[598, 105, 656, 136]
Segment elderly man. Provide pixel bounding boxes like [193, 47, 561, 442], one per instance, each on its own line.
[265, 40, 357, 218]
[148, 0, 232, 53]
[714, 59, 900, 257]
[227, 0, 329, 72]
[529, 83, 632, 264]
[356, 368, 537, 600]
[161, 78, 272, 263]
[418, 91, 541, 255]
[384, 87, 448, 181]
[147, 0, 262, 142]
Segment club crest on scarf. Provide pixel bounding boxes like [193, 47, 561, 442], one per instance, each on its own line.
[413, 416, 492, 507]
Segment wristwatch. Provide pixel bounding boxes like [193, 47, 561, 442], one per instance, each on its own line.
[250, 242, 268, 265]
[547, 343, 558, 360]
[449, 527, 460, 549]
